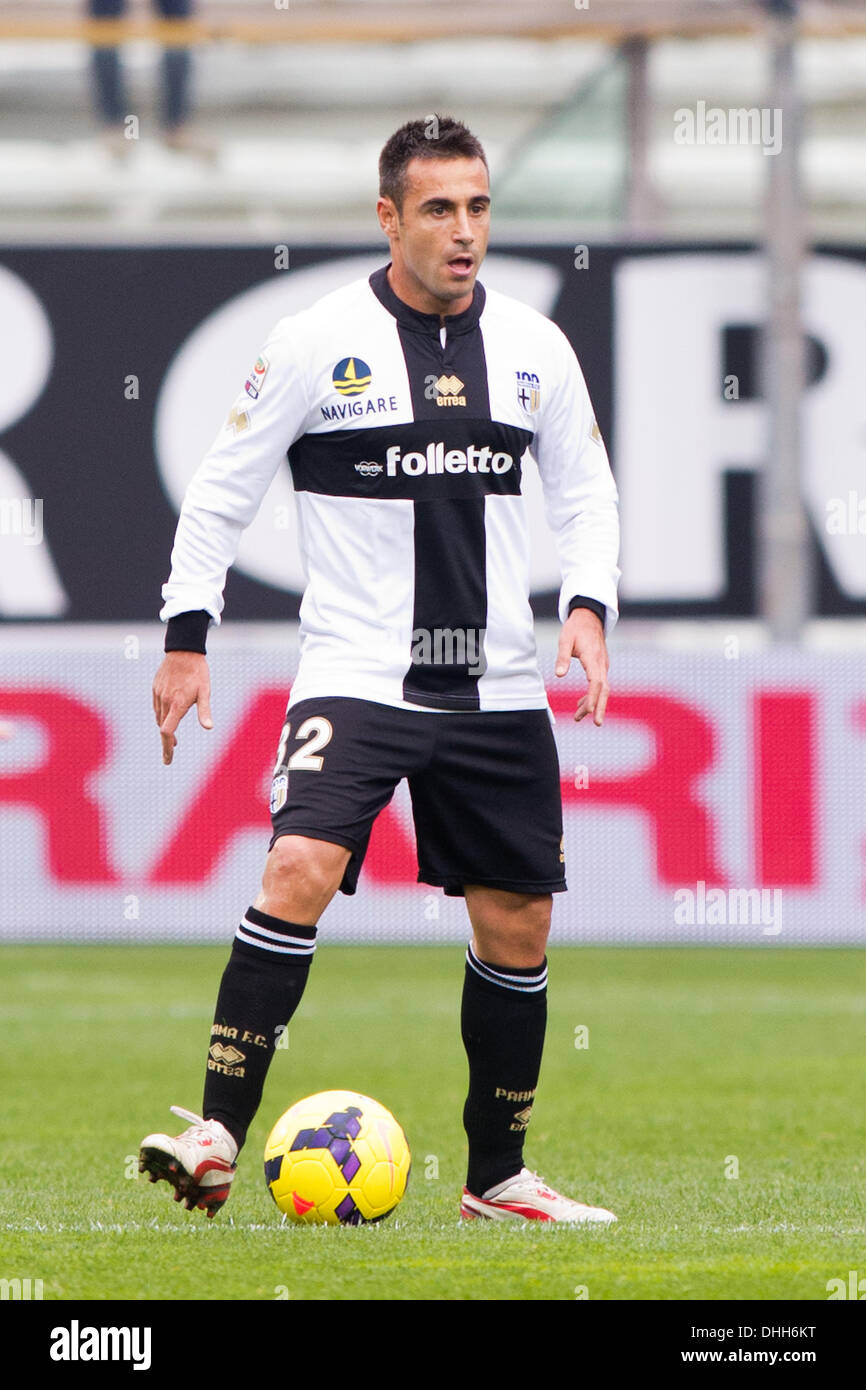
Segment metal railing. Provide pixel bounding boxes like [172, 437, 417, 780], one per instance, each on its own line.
[1, 0, 865, 46]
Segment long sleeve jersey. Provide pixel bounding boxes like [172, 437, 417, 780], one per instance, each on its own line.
[161, 265, 620, 713]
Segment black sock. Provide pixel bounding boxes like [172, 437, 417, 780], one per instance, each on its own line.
[202, 906, 316, 1153]
[461, 944, 548, 1196]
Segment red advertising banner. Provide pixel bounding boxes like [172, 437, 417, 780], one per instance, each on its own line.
[1, 628, 861, 944]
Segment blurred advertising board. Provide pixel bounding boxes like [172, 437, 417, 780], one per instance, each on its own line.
[1, 632, 862, 944]
[1, 243, 865, 624]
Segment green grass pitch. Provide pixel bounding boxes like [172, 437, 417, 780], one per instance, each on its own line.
[1, 945, 863, 1301]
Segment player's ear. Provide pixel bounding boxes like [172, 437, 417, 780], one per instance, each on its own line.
[376, 195, 399, 236]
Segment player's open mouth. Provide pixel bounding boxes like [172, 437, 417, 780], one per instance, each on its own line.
[447, 256, 474, 277]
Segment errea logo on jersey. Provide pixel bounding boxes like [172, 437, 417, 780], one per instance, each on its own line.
[385, 443, 514, 476]
[426, 373, 467, 407]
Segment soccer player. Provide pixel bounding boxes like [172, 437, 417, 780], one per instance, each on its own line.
[140, 117, 620, 1224]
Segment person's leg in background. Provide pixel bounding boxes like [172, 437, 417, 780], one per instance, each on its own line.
[156, 0, 214, 155]
[88, 0, 128, 154]
[156, 0, 191, 138]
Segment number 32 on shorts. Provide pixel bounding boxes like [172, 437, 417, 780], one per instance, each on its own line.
[270, 716, 333, 813]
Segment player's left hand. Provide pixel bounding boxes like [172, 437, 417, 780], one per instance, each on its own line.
[554, 608, 610, 726]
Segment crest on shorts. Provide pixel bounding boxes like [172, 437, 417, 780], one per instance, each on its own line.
[516, 370, 541, 413]
[270, 773, 288, 814]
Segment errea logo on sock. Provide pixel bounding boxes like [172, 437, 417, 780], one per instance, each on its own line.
[50, 1321, 152, 1371]
[208, 1042, 246, 1067]
[510, 1105, 534, 1133]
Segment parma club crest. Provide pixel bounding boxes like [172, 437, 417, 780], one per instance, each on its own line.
[516, 369, 541, 413]
[270, 773, 288, 814]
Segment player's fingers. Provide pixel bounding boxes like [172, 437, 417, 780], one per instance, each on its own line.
[575, 678, 600, 723]
[555, 631, 573, 678]
[593, 681, 611, 727]
[160, 729, 177, 765]
[153, 680, 177, 730]
[158, 698, 192, 761]
[197, 689, 214, 731]
[159, 699, 186, 739]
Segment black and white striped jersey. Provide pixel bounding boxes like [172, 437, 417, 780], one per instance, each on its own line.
[161, 266, 620, 713]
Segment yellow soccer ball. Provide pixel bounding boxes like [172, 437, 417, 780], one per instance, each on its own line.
[264, 1090, 411, 1225]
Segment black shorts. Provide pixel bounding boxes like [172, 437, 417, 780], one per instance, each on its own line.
[268, 696, 566, 898]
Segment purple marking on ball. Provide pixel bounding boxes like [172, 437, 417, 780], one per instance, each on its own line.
[329, 1137, 350, 1166]
[335, 1193, 363, 1225]
[342, 1152, 361, 1183]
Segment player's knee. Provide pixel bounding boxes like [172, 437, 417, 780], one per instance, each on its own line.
[260, 834, 349, 920]
[514, 894, 552, 953]
[466, 888, 551, 966]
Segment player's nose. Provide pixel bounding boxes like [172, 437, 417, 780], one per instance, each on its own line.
[452, 209, 473, 243]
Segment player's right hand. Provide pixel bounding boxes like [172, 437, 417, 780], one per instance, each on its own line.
[152, 651, 213, 765]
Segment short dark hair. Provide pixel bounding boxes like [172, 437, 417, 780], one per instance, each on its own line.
[378, 116, 488, 212]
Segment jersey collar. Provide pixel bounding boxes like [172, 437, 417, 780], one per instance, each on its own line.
[369, 264, 485, 336]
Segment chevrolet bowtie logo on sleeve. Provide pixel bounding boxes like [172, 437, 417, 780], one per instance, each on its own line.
[332, 357, 372, 396]
[434, 373, 466, 407]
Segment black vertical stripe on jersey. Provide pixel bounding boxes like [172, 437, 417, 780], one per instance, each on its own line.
[382, 275, 493, 710]
[403, 498, 488, 708]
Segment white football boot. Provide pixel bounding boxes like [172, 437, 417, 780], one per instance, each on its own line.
[139, 1106, 238, 1218]
[460, 1167, 617, 1225]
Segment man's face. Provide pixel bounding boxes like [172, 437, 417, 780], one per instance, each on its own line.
[378, 155, 490, 316]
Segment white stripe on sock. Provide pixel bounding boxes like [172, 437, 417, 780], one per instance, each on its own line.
[466, 947, 547, 993]
[240, 915, 316, 951]
[236, 926, 316, 956]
